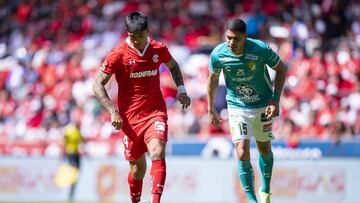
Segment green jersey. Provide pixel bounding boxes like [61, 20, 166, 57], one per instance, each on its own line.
[209, 38, 280, 109]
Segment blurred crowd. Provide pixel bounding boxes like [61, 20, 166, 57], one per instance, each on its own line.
[0, 0, 360, 156]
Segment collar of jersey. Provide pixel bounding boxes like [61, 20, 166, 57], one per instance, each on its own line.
[126, 37, 150, 57]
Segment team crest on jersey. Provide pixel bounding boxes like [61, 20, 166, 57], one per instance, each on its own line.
[152, 54, 159, 63]
[247, 61, 256, 71]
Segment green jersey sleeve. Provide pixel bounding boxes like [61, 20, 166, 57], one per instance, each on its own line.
[262, 43, 280, 69]
[209, 51, 222, 75]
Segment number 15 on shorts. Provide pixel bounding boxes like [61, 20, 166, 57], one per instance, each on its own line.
[231, 122, 248, 136]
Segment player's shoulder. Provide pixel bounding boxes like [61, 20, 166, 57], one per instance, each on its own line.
[211, 42, 228, 56]
[245, 38, 269, 51]
[149, 38, 167, 49]
[108, 41, 127, 54]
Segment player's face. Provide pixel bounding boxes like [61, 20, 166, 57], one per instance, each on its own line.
[128, 31, 148, 50]
[225, 30, 246, 55]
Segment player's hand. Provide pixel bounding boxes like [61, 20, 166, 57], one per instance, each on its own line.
[209, 109, 221, 128]
[177, 93, 191, 110]
[110, 110, 123, 130]
[265, 100, 279, 119]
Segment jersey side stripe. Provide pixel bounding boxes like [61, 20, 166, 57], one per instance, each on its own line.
[263, 65, 273, 90]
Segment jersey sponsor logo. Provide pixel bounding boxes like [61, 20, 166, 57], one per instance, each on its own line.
[130, 69, 158, 78]
[247, 61, 256, 71]
[152, 54, 159, 63]
[263, 123, 272, 132]
[235, 84, 260, 103]
[154, 121, 166, 132]
[244, 54, 258, 60]
[236, 69, 245, 76]
[224, 66, 231, 72]
[231, 75, 253, 82]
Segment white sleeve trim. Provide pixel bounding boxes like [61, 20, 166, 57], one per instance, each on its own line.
[269, 59, 281, 70]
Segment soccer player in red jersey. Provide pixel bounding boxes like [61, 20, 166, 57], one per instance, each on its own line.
[92, 12, 191, 203]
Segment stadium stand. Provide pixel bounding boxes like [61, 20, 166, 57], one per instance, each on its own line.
[0, 0, 359, 157]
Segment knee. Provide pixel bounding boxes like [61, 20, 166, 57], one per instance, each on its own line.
[129, 163, 146, 180]
[258, 144, 272, 155]
[236, 147, 250, 160]
[149, 145, 165, 160]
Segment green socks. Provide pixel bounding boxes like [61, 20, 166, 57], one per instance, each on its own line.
[238, 160, 257, 203]
[259, 151, 274, 193]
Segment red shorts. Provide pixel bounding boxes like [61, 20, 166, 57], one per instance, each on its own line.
[120, 116, 168, 161]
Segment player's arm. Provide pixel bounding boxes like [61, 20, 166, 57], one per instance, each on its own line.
[273, 61, 286, 98]
[207, 72, 221, 127]
[92, 71, 123, 130]
[165, 57, 191, 109]
[265, 60, 287, 119]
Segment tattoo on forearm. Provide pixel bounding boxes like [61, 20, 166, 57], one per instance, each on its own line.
[92, 72, 118, 113]
[168, 61, 184, 86]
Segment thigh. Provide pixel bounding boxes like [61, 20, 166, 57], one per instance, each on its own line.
[143, 116, 168, 144]
[228, 108, 253, 143]
[121, 125, 148, 161]
[252, 110, 275, 142]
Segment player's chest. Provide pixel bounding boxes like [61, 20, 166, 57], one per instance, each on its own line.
[222, 57, 262, 77]
[122, 52, 161, 79]
[124, 49, 161, 68]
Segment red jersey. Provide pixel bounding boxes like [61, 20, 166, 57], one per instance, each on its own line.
[100, 37, 172, 124]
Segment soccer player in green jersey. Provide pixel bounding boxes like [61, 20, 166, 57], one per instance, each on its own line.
[207, 18, 287, 203]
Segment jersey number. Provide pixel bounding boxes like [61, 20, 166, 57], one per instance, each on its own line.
[238, 123, 248, 135]
[123, 136, 129, 149]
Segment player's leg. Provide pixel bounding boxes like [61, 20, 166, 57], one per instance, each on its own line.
[121, 125, 148, 203]
[229, 108, 257, 203]
[68, 153, 81, 201]
[143, 117, 168, 203]
[235, 140, 258, 203]
[147, 138, 166, 203]
[128, 155, 147, 203]
[256, 140, 273, 195]
[253, 111, 274, 203]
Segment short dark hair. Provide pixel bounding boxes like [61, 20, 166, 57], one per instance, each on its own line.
[125, 11, 148, 32]
[226, 18, 247, 34]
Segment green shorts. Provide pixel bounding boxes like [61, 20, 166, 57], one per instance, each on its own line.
[228, 107, 275, 143]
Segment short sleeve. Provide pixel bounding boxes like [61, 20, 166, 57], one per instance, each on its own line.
[160, 44, 172, 63]
[100, 48, 120, 74]
[262, 43, 280, 69]
[209, 51, 222, 75]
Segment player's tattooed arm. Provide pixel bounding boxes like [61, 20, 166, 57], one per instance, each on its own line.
[92, 71, 118, 114]
[165, 57, 185, 86]
[92, 71, 123, 130]
[165, 57, 191, 109]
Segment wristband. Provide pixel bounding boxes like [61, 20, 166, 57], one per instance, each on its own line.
[177, 85, 187, 94]
[273, 91, 281, 102]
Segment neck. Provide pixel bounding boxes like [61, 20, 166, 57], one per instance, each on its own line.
[232, 47, 244, 56]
